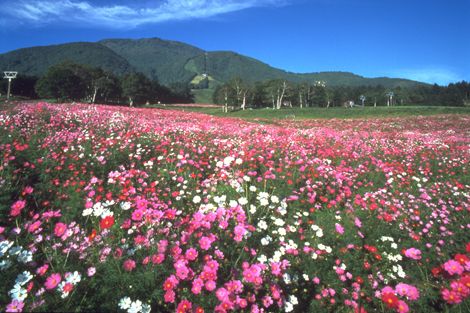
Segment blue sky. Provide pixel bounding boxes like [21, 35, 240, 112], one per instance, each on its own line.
[0, 0, 468, 85]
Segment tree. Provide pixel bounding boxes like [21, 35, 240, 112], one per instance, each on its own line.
[94, 75, 121, 104]
[229, 77, 251, 110]
[121, 73, 153, 106]
[311, 84, 328, 107]
[35, 65, 87, 101]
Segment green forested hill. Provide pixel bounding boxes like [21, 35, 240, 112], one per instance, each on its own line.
[99, 38, 204, 84]
[0, 42, 132, 77]
[0, 37, 424, 89]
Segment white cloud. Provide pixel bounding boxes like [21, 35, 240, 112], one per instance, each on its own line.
[391, 68, 463, 85]
[1, 0, 288, 28]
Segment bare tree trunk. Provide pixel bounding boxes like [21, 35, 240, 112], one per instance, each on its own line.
[241, 90, 247, 110]
[224, 89, 228, 113]
[129, 97, 133, 107]
[92, 87, 98, 104]
[276, 81, 287, 109]
[299, 92, 303, 109]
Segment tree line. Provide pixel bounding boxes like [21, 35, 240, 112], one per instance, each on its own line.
[0, 62, 193, 105]
[213, 78, 470, 110]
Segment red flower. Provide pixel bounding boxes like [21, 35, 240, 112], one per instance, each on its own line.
[381, 292, 399, 309]
[454, 253, 469, 265]
[88, 229, 97, 241]
[100, 216, 114, 229]
[431, 266, 442, 277]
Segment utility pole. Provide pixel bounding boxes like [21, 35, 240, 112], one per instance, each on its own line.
[3, 71, 18, 101]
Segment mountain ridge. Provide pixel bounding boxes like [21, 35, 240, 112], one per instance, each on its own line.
[0, 37, 424, 88]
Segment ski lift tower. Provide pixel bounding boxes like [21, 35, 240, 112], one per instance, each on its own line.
[3, 71, 18, 101]
[202, 52, 208, 78]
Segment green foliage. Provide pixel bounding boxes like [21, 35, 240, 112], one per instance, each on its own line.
[35, 65, 88, 101]
[121, 73, 153, 106]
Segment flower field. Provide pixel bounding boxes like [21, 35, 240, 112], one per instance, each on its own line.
[0, 102, 469, 313]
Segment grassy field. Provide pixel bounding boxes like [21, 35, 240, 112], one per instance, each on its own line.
[154, 105, 470, 120]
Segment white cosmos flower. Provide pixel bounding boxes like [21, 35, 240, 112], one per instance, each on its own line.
[285, 302, 294, 312]
[249, 185, 257, 192]
[120, 202, 131, 211]
[259, 198, 269, 206]
[119, 297, 132, 310]
[82, 208, 93, 216]
[238, 197, 248, 205]
[129, 300, 143, 313]
[66, 271, 81, 284]
[249, 205, 257, 214]
[9, 284, 27, 301]
[141, 304, 151, 313]
[18, 250, 33, 263]
[257, 220, 267, 230]
[289, 295, 298, 305]
[271, 195, 279, 203]
[258, 192, 269, 199]
[15, 271, 33, 286]
[193, 195, 201, 204]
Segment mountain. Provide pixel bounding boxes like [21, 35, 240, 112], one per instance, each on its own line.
[0, 42, 132, 77]
[0, 37, 424, 89]
[99, 38, 204, 84]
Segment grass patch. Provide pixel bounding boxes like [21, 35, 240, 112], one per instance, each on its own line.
[152, 105, 470, 120]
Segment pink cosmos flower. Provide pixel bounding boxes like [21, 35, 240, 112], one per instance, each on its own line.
[152, 253, 165, 264]
[216, 287, 229, 302]
[192, 278, 204, 295]
[396, 300, 409, 313]
[123, 259, 136, 272]
[163, 275, 178, 291]
[404, 248, 422, 260]
[164, 290, 176, 303]
[87, 267, 96, 277]
[45, 273, 61, 290]
[395, 283, 420, 300]
[36, 264, 49, 276]
[443, 260, 464, 275]
[6, 300, 24, 313]
[54, 222, 67, 237]
[10, 200, 26, 217]
[177, 299, 192, 312]
[335, 223, 345, 235]
[199, 236, 213, 250]
[185, 248, 198, 261]
[262, 295, 274, 308]
[442, 288, 462, 304]
[131, 209, 144, 221]
[205, 280, 217, 291]
[234, 225, 247, 242]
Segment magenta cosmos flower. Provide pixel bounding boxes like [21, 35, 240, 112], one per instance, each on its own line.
[45, 273, 61, 289]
